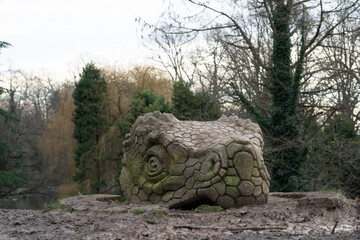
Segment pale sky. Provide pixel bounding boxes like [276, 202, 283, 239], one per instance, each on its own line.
[0, 0, 165, 81]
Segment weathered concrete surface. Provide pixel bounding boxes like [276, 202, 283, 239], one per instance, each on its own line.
[120, 111, 270, 209]
[0, 192, 359, 240]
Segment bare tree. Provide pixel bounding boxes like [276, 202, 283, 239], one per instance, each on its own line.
[144, 0, 360, 191]
[0, 69, 62, 196]
[313, 17, 360, 129]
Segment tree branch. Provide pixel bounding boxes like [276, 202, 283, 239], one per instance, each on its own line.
[187, 0, 269, 70]
[305, 0, 360, 57]
[229, 81, 270, 131]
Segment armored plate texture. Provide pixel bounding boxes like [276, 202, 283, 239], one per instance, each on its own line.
[120, 111, 270, 209]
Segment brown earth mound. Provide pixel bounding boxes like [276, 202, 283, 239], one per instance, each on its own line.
[0, 192, 359, 239]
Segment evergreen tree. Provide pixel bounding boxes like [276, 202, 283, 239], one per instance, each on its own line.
[324, 114, 357, 141]
[171, 80, 195, 120]
[72, 63, 109, 192]
[118, 88, 170, 138]
[232, 1, 306, 191]
[266, 1, 305, 191]
[171, 79, 221, 121]
[301, 113, 359, 198]
[193, 91, 221, 121]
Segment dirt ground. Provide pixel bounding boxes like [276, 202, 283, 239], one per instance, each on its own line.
[0, 192, 359, 240]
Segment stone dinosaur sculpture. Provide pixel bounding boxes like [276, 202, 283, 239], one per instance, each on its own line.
[120, 111, 270, 209]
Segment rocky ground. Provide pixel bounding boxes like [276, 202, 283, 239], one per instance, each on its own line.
[0, 192, 359, 240]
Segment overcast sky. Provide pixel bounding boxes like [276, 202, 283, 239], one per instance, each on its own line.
[0, 0, 165, 81]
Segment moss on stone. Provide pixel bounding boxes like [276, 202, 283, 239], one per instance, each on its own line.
[234, 152, 254, 180]
[238, 181, 254, 196]
[251, 176, 263, 186]
[213, 181, 226, 195]
[152, 182, 164, 195]
[226, 186, 240, 198]
[161, 191, 174, 202]
[252, 168, 260, 177]
[161, 176, 186, 191]
[225, 176, 240, 186]
[226, 168, 237, 176]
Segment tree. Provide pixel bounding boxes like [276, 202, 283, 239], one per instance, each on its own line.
[72, 63, 109, 192]
[0, 41, 29, 193]
[260, 0, 305, 191]
[0, 41, 12, 173]
[146, 0, 360, 191]
[38, 85, 77, 196]
[171, 80, 195, 120]
[0, 69, 62, 196]
[0, 79, 18, 179]
[0, 83, 11, 173]
[118, 88, 170, 138]
[310, 12, 360, 130]
[302, 114, 360, 197]
[0, 41, 12, 121]
[37, 65, 173, 197]
[171, 79, 221, 121]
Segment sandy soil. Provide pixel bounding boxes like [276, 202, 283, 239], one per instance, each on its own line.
[0, 192, 359, 240]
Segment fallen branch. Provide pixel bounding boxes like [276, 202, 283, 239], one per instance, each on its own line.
[173, 225, 287, 232]
[331, 220, 339, 234]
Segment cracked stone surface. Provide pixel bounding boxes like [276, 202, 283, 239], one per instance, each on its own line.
[120, 111, 270, 209]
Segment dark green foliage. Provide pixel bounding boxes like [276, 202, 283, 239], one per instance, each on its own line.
[0, 41, 28, 190]
[72, 167, 86, 182]
[305, 140, 360, 198]
[0, 139, 10, 171]
[193, 91, 221, 121]
[126, 88, 170, 125]
[90, 179, 106, 194]
[0, 122, 27, 189]
[171, 80, 221, 121]
[171, 80, 195, 120]
[232, 2, 306, 191]
[302, 115, 359, 198]
[267, 3, 306, 192]
[0, 171, 29, 188]
[323, 115, 357, 140]
[230, 83, 269, 131]
[118, 82, 220, 141]
[118, 88, 170, 138]
[0, 86, 17, 122]
[0, 108, 15, 122]
[72, 63, 109, 187]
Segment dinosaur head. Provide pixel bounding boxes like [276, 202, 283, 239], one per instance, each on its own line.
[120, 111, 270, 209]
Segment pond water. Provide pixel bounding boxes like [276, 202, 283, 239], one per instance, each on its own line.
[0, 195, 56, 210]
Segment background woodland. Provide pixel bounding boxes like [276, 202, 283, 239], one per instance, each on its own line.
[1, 0, 359, 201]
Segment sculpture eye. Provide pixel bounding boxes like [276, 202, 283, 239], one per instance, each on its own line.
[143, 145, 170, 182]
[145, 156, 163, 177]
